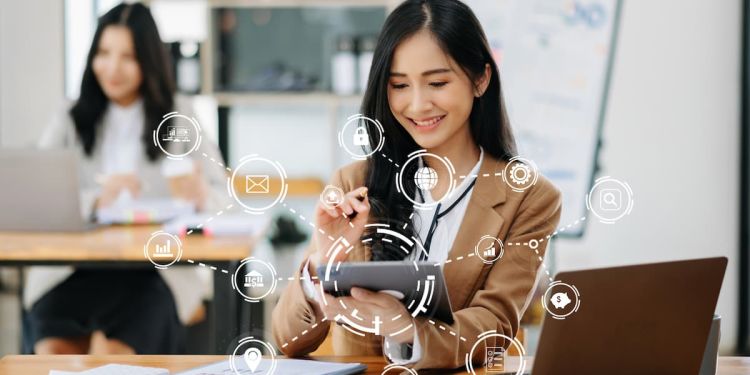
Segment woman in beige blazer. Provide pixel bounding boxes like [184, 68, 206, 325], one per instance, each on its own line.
[273, 0, 561, 371]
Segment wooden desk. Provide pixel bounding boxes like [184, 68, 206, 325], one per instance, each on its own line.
[0, 225, 259, 354]
[0, 355, 748, 374]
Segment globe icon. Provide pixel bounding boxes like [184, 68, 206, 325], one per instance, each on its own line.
[414, 167, 438, 191]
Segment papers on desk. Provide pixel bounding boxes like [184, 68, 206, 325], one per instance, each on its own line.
[49, 359, 365, 375]
[96, 191, 195, 225]
[49, 364, 169, 375]
[176, 358, 367, 375]
[163, 213, 270, 237]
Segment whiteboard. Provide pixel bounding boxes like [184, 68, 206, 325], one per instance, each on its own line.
[466, 0, 621, 236]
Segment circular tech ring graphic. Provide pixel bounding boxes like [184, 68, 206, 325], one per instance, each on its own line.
[337, 114, 385, 160]
[381, 364, 418, 375]
[502, 156, 539, 193]
[396, 150, 456, 210]
[152, 111, 203, 160]
[586, 176, 634, 224]
[143, 230, 183, 269]
[228, 155, 289, 215]
[319, 223, 441, 338]
[232, 257, 278, 303]
[229, 336, 277, 375]
[542, 281, 581, 320]
[465, 331, 527, 375]
[474, 235, 505, 264]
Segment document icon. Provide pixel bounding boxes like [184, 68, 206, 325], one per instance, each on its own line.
[246, 175, 269, 194]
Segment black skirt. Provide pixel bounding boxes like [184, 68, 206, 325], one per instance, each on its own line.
[26, 268, 185, 354]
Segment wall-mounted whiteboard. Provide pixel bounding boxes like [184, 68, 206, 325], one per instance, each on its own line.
[466, 0, 621, 236]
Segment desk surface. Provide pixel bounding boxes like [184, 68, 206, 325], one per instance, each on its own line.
[0, 225, 255, 263]
[1, 355, 748, 375]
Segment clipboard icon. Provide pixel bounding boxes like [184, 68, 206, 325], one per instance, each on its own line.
[246, 175, 269, 194]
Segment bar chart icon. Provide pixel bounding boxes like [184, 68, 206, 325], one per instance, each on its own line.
[483, 244, 496, 258]
[153, 240, 173, 258]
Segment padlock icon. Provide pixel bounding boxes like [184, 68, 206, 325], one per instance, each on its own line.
[353, 126, 369, 146]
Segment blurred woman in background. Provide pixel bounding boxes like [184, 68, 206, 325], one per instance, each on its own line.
[27, 3, 227, 355]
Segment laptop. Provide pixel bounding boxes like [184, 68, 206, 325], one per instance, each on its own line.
[0, 149, 98, 232]
[530, 256, 727, 374]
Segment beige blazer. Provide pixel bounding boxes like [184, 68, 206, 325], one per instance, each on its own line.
[272, 153, 562, 370]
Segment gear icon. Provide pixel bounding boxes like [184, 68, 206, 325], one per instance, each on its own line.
[509, 163, 532, 185]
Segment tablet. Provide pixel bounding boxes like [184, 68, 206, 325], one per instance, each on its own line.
[317, 261, 454, 324]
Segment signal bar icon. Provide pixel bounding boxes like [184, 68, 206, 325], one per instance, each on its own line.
[153, 240, 173, 258]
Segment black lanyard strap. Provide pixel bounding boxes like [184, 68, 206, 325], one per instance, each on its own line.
[419, 177, 477, 260]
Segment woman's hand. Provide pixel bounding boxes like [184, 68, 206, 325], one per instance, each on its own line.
[167, 162, 208, 210]
[315, 287, 415, 344]
[308, 186, 370, 274]
[96, 174, 141, 209]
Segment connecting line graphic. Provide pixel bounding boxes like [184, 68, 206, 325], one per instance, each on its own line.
[186, 259, 230, 274]
[380, 152, 401, 168]
[185, 203, 234, 236]
[277, 317, 330, 350]
[457, 171, 503, 180]
[178, 203, 234, 273]
[201, 152, 232, 173]
[282, 202, 337, 242]
[432, 216, 588, 283]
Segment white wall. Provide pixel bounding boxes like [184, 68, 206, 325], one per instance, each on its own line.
[0, 0, 64, 147]
[555, 0, 742, 353]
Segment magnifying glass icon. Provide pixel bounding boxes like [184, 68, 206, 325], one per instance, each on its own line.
[603, 192, 617, 205]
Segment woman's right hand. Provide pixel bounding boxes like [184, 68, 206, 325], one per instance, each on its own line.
[308, 186, 370, 275]
[95, 174, 141, 209]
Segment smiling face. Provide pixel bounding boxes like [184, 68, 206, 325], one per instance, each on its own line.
[92, 26, 142, 106]
[387, 29, 488, 151]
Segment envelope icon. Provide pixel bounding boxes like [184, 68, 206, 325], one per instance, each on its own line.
[246, 175, 269, 194]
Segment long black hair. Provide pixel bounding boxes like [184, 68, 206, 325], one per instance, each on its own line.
[362, 0, 517, 260]
[69, 3, 174, 161]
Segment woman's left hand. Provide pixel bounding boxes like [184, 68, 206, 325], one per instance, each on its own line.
[316, 287, 415, 344]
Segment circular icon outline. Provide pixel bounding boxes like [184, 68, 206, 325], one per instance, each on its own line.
[337, 114, 385, 160]
[585, 176, 634, 224]
[396, 150, 456, 210]
[474, 235, 505, 264]
[229, 336, 277, 375]
[542, 281, 581, 320]
[502, 156, 539, 193]
[381, 363, 418, 375]
[143, 230, 183, 269]
[231, 257, 279, 303]
[227, 155, 289, 215]
[465, 331, 527, 375]
[152, 112, 203, 160]
[319, 223, 438, 338]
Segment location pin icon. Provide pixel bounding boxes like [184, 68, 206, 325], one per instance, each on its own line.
[243, 347, 262, 372]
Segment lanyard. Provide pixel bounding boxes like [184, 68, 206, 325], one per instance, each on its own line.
[417, 177, 477, 261]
